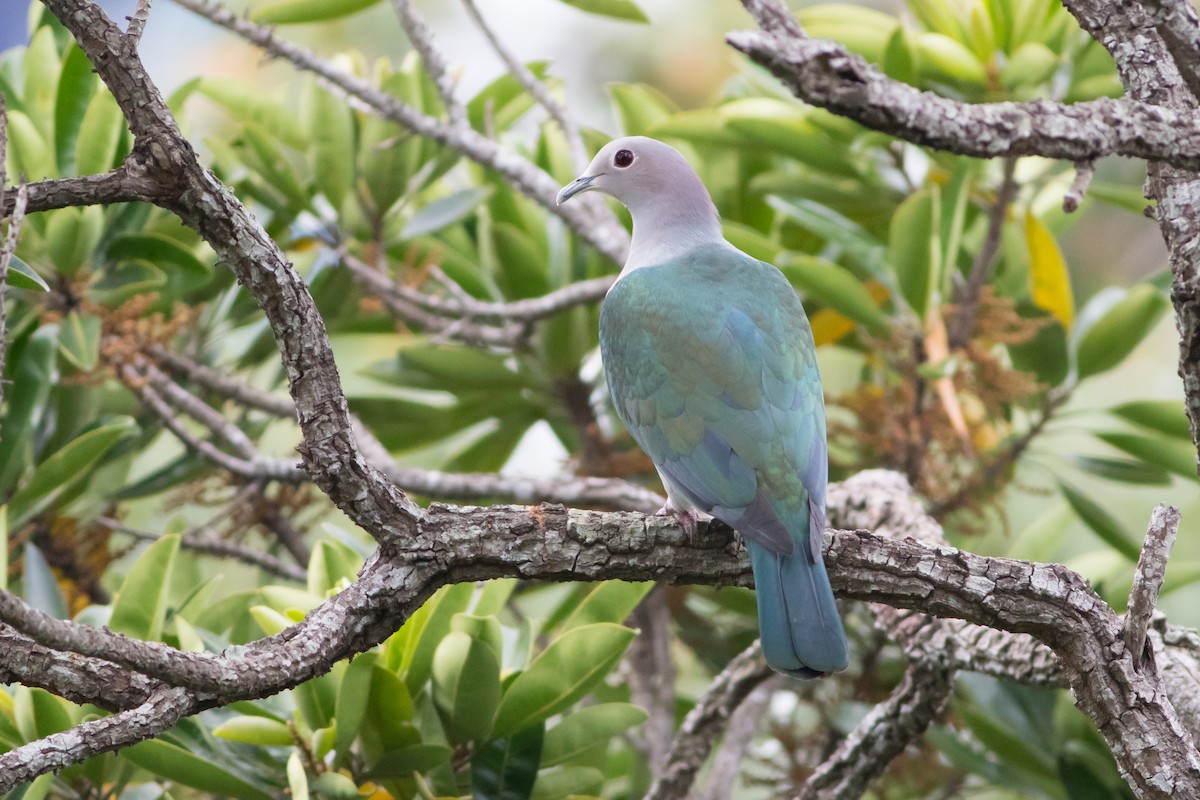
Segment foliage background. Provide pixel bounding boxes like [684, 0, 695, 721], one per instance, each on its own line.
[0, 0, 1197, 798]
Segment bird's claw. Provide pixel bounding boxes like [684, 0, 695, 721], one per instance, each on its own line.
[655, 505, 698, 537]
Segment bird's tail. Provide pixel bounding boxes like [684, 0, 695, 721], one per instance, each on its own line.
[749, 540, 848, 678]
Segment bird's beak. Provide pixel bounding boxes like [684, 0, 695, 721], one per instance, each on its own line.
[556, 174, 597, 205]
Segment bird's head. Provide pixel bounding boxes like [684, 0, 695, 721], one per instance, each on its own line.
[556, 136, 704, 212]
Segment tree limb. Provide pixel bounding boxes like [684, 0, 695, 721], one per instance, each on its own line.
[728, 0, 1200, 170]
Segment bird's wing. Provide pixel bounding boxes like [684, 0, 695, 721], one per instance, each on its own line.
[599, 245, 827, 558]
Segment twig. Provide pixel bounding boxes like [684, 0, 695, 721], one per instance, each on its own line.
[171, 0, 629, 265]
[142, 361, 261, 459]
[391, 0, 466, 127]
[949, 157, 1017, 348]
[695, 675, 780, 800]
[341, 246, 614, 324]
[126, 0, 152, 45]
[341, 250, 527, 346]
[118, 362, 304, 482]
[800, 661, 954, 800]
[150, 346, 664, 511]
[96, 517, 307, 582]
[1124, 504, 1181, 668]
[644, 641, 775, 800]
[625, 588, 677, 772]
[460, 0, 589, 171]
[1063, 159, 1097, 213]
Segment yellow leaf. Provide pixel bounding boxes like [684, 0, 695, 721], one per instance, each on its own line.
[1025, 213, 1074, 329]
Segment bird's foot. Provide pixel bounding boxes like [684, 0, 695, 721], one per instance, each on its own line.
[655, 505, 698, 537]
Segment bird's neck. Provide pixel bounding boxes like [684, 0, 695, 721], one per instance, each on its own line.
[618, 179, 725, 279]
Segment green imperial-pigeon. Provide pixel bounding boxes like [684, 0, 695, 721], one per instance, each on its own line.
[557, 136, 848, 678]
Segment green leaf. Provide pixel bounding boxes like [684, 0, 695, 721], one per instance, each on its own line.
[780, 254, 890, 334]
[122, 739, 274, 800]
[402, 582, 475, 693]
[195, 78, 307, 151]
[472, 721, 544, 800]
[882, 25, 919, 84]
[528, 765, 604, 799]
[402, 187, 492, 239]
[1074, 284, 1168, 380]
[1096, 431, 1198, 480]
[609, 82, 678, 135]
[560, 581, 653, 631]
[798, 4, 898, 62]
[0, 326, 56, 494]
[74, 88, 126, 175]
[6, 109, 54, 180]
[53, 43, 98, 175]
[366, 665, 417, 753]
[492, 623, 637, 738]
[1111, 400, 1193, 440]
[767, 196, 888, 276]
[1066, 455, 1170, 486]
[213, 715, 295, 746]
[1059, 482, 1140, 560]
[368, 743, 453, 779]
[541, 703, 648, 767]
[889, 187, 940, 317]
[108, 534, 181, 641]
[305, 82, 355, 209]
[6, 255, 51, 292]
[432, 631, 502, 744]
[555, 0, 648, 22]
[104, 233, 211, 276]
[22, 543, 68, 619]
[254, 0, 383, 24]
[467, 63, 552, 135]
[8, 416, 138, 527]
[1007, 303, 1068, 386]
[57, 311, 101, 371]
[334, 652, 377, 756]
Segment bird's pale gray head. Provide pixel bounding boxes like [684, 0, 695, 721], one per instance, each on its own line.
[556, 136, 708, 213]
[556, 137, 721, 270]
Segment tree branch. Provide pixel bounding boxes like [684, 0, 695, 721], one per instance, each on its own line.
[1124, 504, 1180, 667]
[645, 641, 775, 800]
[799, 661, 954, 800]
[728, 0, 1200, 170]
[0, 472, 1195, 796]
[1138, 0, 1200, 101]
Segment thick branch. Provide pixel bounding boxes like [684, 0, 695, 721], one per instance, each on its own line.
[0, 473, 1195, 796]
[728, 0, 1200, 170]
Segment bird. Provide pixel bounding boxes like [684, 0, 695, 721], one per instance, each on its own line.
[557, 136, 848, 678]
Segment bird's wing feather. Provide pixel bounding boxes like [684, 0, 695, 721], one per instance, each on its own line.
[600, 244, 827, 558]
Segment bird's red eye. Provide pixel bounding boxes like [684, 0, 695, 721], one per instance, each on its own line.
[614, 149, 634, 168]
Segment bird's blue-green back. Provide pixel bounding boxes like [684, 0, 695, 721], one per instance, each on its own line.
[600, 243, 847, 676]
